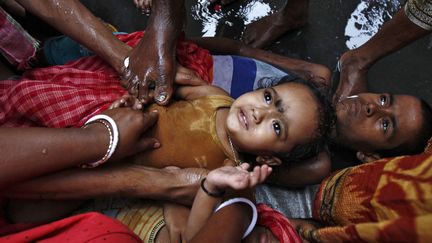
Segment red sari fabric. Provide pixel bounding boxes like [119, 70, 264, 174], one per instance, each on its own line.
[0, 31, 213, 128]
[257, 203, 302, 243]
[0, 212, 142, 243]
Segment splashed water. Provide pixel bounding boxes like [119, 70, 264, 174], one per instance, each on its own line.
[191, 0, 275, 37]
[345, 0, 401, 49]
[236, 1, 273, 25]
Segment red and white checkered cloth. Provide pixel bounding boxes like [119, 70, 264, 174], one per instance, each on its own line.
[0, 31, 213, 128]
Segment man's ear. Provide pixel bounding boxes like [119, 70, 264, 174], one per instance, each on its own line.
[356, 151, 381, 163]
[256, 155, 282, 166]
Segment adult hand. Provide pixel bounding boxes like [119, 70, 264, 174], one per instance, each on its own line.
[88, 107, 160, 161]
[121, 31, 176, 106]
[333, 51, 368, 103]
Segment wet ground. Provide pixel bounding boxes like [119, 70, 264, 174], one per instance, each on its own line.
[82, 0, 432, 107]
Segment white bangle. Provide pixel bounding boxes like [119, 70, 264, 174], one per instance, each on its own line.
[215, 197, 257, 239]
[80, 114, 119, 168]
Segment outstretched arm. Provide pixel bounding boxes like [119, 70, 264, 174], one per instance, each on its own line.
[0, 107, 159, 190]
[188, 37, 331, 85]
[2, 164, 206, 206]
[185, 163, 272, 242]
[16, 0, 130, 74]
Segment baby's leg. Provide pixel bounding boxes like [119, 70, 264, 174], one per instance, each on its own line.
[7, 199, 84, 224]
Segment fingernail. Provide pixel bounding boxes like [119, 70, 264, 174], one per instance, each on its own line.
[151, 109, 158, 113]
[156, 92, 167, 103]
[154, 142, 160, 148]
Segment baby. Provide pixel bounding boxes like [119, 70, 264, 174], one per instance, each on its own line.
[113, 75, 334, 170]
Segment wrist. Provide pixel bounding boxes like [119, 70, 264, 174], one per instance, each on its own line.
[201, 178, 225, 198]
[83, 123, 110, 162]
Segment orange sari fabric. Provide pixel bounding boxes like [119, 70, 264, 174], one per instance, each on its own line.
[302, 146, 432, 242]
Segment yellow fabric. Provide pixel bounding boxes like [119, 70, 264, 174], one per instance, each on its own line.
[115, 202, 165, 243]
[132, 95, 234, 170]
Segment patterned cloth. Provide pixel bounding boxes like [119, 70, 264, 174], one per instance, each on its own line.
[0, 31, 213, 128]
[0, 7, 40, 70]
[405, 0, 432, 30]
[299, 150, 432, 242]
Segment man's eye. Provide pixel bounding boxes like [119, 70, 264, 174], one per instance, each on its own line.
[272, 121, 281, 136]
[382, 119, 390, 133]
[264, 90, 272, 104]
[380, 95, 387, 106]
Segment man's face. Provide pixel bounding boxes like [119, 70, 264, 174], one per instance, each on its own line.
[335, 93, 424, 152]
[226, 82, 319, 156]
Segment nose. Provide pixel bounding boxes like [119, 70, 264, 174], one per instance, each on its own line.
[252, 107, 273, 123]
[364, 103, 390, 117]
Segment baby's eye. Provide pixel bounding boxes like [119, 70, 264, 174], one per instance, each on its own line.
[272, 121, 281, 136]
[382, 118, 390, 133]
[264, 90, 272, 104]
[380, 95, 387, 106]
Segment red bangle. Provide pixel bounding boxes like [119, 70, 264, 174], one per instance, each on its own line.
[200, 178, 225, 197]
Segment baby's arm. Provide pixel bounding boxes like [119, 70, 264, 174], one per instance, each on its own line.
[175, 84, 228, 101]
[189, 37, 331, 86]
[185, 162, 272, 242]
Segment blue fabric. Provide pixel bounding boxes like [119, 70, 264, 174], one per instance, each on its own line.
[230, 56, 257, 99]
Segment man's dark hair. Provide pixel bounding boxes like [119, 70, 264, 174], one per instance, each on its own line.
[378, 98, 432, 157]
[257, 75, 336, 162]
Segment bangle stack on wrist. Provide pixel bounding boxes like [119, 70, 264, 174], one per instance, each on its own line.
[80, 114, 119, 168]
[200, 178, 225, 198]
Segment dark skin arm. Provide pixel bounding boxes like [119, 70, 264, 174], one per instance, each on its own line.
[267, 150, 331, 187]
[0, 108, 159, 190]
[16, 0, 130, 74]
[2, 164, 205, 205]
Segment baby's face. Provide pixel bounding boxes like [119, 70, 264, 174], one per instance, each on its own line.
[226, 82, 319, 157]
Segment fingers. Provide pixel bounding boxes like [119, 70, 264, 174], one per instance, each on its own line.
[139, 110, 159, 131]
[248, 164, 272, 188]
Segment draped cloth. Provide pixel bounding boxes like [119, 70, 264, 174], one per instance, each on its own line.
[0, 31, 213, 128]
[256, 203, 302, 243]
[299, 143, 432, 242]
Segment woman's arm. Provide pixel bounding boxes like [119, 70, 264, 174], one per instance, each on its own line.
[188, 37, 332, 85]
[0, 107, 159, 190]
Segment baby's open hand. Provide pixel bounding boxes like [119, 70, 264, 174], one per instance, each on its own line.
[205, 161, 272, 193]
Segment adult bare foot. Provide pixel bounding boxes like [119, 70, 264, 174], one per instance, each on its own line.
[334, 50, 370, 102]
[242, 1, 308, 48]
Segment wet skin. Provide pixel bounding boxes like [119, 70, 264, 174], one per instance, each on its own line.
[225, 82, 319, 156]
[334, 93, 424, 152]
